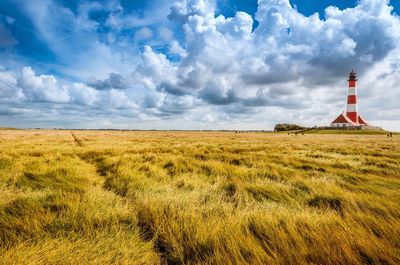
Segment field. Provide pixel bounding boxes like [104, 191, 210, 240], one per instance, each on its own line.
[0, 130, 399, 264]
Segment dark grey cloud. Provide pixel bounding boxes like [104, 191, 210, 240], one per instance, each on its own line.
[0, 108, 18, 116]
[87, 73, 128, 90]
[200, 87, 239, 105]
[157, 82, 187, 96]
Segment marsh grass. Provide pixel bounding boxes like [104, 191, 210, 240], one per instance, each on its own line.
[0, 130, 399, 264]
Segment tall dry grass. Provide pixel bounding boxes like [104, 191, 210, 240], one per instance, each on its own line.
[0, 130, 399, 264]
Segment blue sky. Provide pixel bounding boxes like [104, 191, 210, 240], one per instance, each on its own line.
[1, 0, 400, 130]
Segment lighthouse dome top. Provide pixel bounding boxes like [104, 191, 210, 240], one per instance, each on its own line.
[348, 70, 357, 81]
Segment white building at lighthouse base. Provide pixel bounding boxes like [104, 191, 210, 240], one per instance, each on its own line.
[330, 112, 370, 128]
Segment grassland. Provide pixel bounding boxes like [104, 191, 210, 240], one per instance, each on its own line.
[0, 130, 399, 264]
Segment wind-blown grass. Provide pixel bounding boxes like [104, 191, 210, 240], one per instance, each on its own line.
[0, 130, 399, 264]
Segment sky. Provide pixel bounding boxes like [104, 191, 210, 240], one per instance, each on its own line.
[0, 0, 400, 130]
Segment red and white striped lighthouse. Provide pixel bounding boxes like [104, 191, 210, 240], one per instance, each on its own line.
[331, 70, 371, 128]
[346, 70, 358, 124]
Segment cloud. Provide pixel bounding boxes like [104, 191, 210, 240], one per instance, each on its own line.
[0, 68, 24, 102]
[17, 0, 137, 79]
[139, 0, 400, 118]
[242, 87, 307, 109]
[87, 73, 129, 90]
[169, 40, 187, 57]
[68, 83, 98, 105]
[158, 26, 174, 41]
[135, 27, 154, 40]
[8, 66, 138, 109]
[200, 86, 239, 105]
[157, 94, 195, 114]
[17, 67, 70, 103]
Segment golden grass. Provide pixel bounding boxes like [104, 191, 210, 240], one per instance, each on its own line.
[0, 130, 399, 264]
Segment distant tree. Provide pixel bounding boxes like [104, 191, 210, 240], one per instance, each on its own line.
[274, 123, 305, 132]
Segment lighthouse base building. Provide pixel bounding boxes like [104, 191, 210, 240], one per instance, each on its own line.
[331, 112, 370, 128]
[331, 70, 375, 129]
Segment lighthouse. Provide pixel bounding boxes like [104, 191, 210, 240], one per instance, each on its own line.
[346, 70, 359, 124]
[331, 71, 370, 128]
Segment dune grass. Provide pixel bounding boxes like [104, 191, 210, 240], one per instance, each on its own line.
[0, 130, 399, 264]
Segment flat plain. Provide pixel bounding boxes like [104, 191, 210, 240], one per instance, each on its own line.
[0, 130, 399, 264]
